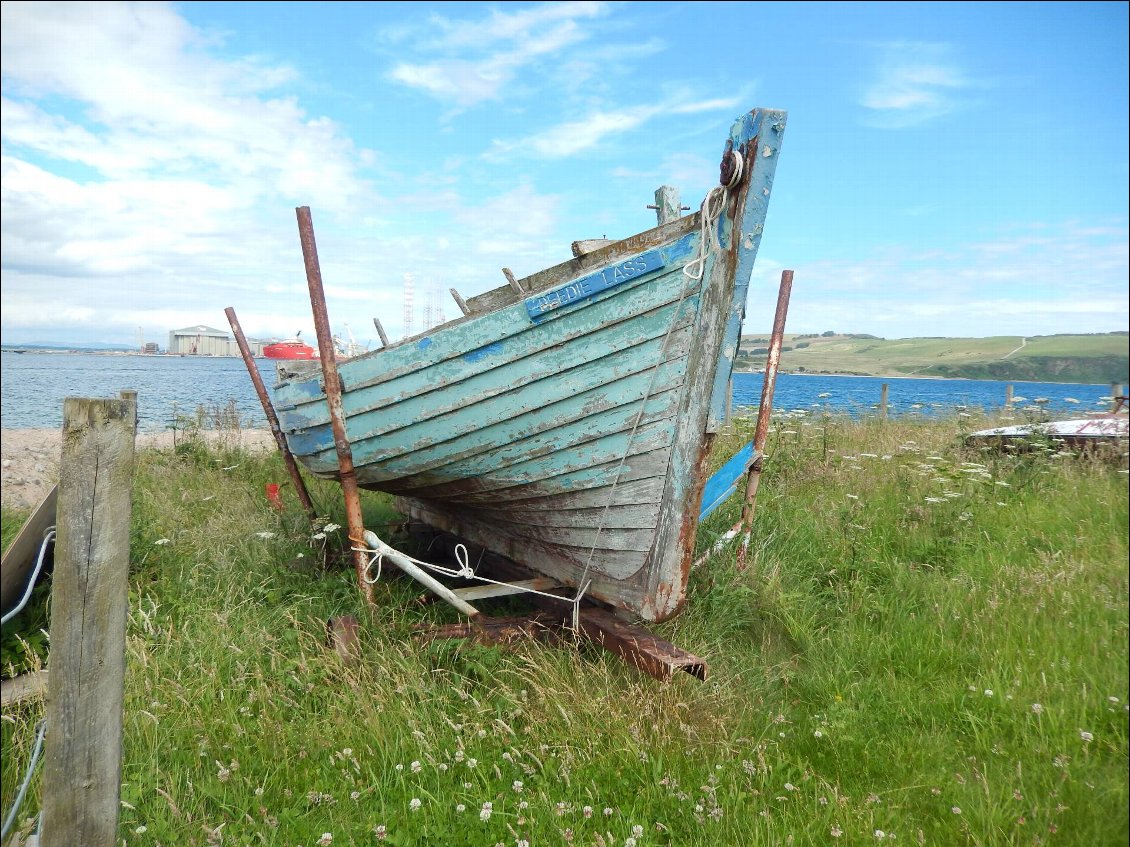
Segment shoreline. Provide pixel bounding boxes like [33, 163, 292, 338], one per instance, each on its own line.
[1, 428, 275, 511]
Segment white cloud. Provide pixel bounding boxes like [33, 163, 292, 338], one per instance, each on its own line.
[860, 42, 972, 128]
[386, 2, 606, 109]
[489, 95, 740, 160]
[749, 222, 1129, 337]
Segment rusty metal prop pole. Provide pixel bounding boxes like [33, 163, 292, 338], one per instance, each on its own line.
[224, 306, 318, 521]
[295, 206, 375, 605]
[736, 269, 794, 570]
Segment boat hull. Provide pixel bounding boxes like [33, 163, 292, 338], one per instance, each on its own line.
[263, 341, 317, 360]
[272, 108, 787, 621]
[968, 416, 1129, 450]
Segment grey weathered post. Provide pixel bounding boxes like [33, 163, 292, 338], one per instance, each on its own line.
[648, 185, 686, 226]
[1005, 384, 1014, 410]
[40, 397, 136, 847]
[880, 383, 889, 419]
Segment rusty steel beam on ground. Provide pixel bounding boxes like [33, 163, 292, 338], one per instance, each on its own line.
[736, 269, 794, 569]
[576, 607, 707, 682]
[406, 525, 708, 681]
[295, 206, 375, 606]
[225, 306, 318, 521]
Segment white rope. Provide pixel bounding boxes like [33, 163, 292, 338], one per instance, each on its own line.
[354, 536, 592, 623]
[572, 158, 741, 605]
[683, 150, 742, 281]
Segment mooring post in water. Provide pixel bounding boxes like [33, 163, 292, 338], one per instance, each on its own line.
[295, 206, 376, 606]
[225, 306, 318, 521]
[880, 383, 889, 420]
[39, 397, 136, 847]
[736, 269, 794, 570]
[1005, 384, 1014, 410]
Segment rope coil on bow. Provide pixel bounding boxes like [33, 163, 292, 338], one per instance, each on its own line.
[684, 149, 743, 281]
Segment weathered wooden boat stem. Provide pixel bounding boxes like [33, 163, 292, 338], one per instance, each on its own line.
[736, 268, 794, 569]
[225, 306, 318, 520]
[295, 206, 376, 605]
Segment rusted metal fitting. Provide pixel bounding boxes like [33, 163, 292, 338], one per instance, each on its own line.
[718, 142, 741, 187]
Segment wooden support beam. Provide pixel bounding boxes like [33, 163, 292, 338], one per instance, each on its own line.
[451, 577, 562, 602]
[372, 317, 390, 347]
[502, 267, 523, 294]
[449, 288, 471, 316]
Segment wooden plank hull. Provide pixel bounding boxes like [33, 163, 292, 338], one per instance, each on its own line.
[273, 108, 787, 621]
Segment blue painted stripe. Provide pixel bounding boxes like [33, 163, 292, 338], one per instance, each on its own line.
[525, 249, 666, 321]
[698, 440, 758, 521]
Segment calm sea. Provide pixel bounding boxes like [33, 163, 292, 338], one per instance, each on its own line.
[0, 350, 1120, 432]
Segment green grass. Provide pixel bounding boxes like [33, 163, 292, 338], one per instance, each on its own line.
[2, 414, 1127, 846]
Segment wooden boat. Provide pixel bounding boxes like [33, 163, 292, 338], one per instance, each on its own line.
[967, 402, 1128, 451]
[271, 107, 787, 622]
[1, 485, 56, 621]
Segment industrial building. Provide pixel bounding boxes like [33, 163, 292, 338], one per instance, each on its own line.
[167, 325, 267, 356]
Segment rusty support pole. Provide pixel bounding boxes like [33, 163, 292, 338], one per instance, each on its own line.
[224, 306, 318, 521]
[736, 269, 793, 570]
[295, 207, 375, 605]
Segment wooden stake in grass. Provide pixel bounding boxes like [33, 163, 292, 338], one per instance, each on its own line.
[40, 397, 136, 847]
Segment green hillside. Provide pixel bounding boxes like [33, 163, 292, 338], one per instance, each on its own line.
[735, 332, 1129, 384]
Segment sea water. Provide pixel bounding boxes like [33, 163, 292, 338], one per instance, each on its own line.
[0, 350, 1119, 432]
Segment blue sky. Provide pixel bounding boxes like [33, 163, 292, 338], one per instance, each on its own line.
[1, 1, 1127, 348]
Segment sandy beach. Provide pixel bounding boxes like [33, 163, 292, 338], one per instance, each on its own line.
[1, 428, 276, 510]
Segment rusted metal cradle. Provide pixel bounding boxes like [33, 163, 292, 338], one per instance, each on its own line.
[271, 107, 788, 624]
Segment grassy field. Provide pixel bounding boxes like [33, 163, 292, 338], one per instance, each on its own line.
[2, 412, 1128, 846]
[736, 333, 1129, 384]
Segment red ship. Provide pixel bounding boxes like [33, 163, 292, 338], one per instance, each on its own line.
[262, 333, 317, 360]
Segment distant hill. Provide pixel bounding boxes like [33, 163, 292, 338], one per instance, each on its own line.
[736, 332, 1129, 384]
[1, 341, 134, 352]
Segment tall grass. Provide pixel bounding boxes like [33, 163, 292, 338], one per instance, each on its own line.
[2, 412, 1127, 846]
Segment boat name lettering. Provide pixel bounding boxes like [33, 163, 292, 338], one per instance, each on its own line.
[526, 250, 664, 320]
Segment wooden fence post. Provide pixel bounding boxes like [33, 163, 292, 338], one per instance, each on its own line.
[880, 383, 889, 419]
[1005, 384, 1014, 410]
[39, 397, 137, 847]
